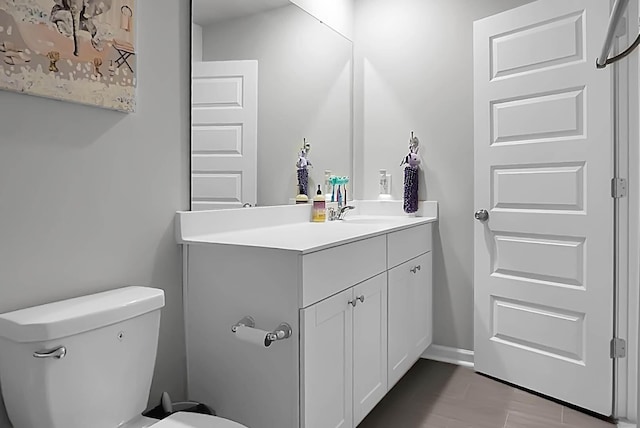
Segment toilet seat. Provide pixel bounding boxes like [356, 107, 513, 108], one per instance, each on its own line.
[151, 412, 248, 428]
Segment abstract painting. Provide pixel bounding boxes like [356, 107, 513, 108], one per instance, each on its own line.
[0, 0, 136, 112]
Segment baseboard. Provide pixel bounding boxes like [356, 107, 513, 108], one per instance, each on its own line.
[421, 344, 474, 368]
[617, 420, 637, 428]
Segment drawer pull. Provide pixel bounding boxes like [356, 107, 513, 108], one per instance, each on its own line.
[348, 295, 366, 307]
[410, 265, 421, 274]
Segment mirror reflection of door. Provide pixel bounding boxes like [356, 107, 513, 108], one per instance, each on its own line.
[191, 0, 354, 210]
[191, 60, 258, 211]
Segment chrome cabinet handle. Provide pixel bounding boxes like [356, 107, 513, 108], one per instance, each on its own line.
[348, 295, 365, 307]
[410, 265, 421, 274]
[475, 209, 489, 222]
[33, 346, 67, 360]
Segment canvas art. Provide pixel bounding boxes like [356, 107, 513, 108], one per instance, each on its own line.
[0, 0, 136, 112]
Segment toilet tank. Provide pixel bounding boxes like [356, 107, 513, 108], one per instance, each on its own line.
[0, 286, 165, 428]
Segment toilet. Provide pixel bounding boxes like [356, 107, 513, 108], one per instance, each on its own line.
[0, 286, 247, 428]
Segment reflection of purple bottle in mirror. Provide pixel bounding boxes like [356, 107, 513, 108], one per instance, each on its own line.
[401, 132, 421, 214]
[296, 139, 312, 197]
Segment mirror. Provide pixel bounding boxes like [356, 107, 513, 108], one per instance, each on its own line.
[191, 0, 353, 209]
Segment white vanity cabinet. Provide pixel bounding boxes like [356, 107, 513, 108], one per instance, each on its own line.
[181, 217, 435, 428]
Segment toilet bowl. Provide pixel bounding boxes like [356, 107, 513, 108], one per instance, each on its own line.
[0, 286, 248, 428]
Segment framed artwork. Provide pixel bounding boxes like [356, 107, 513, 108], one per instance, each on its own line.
[0, 0, 136, 112]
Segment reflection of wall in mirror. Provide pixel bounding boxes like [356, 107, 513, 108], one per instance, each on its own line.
[291, 0, 354, 40]
[200, 4, 352, 206]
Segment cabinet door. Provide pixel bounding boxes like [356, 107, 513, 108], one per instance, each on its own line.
[301, 288, 353, 428]
[388, 252, 433, 388]
[352, 274, 387, 426]
[411, 252, 433, 360]
[387, 259, 415, 388]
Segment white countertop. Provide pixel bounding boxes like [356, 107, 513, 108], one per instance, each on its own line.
[181, 215, 437, 254]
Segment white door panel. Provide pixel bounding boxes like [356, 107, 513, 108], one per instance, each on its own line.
[387, 260, 414, 389]
[474, 0, 613, 416]
[353, 274, 387, 426]
[412, 252, 433, 358]
[301, 288, 353, 428]
[387, 253, 433, 389]
[191, 61, 257, 210]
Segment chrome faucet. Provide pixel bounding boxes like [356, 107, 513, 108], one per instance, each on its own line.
[338, 205, 356, 220]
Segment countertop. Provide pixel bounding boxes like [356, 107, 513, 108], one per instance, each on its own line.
[181, 215, 437, 254]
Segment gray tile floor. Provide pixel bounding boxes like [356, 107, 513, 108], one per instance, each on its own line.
[359, 359, 615, 428]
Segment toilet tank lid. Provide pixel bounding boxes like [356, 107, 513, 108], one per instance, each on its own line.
[0, 286, 165, 343]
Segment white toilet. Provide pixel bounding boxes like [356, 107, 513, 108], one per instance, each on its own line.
[0, 286, 247, 428]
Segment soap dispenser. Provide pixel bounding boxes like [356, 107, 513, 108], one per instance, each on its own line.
[312, 185, 326, 222]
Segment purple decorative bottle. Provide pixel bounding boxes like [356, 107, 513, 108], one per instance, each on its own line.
[401, 132, 421, 214]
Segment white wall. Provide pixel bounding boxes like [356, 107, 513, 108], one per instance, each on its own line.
[291, 0, 354, 41]
[354, 0, 533, 353]
[202, 4, 352, 206]
[192, 23, 203, 62]
[0, 0, 190, 426]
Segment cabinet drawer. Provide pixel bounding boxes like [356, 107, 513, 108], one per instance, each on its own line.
[387, 224, 432, 269]
[302, 235, 386, 307]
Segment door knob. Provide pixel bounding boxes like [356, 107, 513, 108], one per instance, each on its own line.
[474, 209, 489, 222]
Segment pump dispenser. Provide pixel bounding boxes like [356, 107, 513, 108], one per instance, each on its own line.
[312, 185, 326, 222]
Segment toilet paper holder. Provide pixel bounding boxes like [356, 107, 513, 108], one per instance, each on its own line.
[231, 316, 292, 347]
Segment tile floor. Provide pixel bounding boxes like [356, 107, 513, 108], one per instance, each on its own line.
[359, 359, 615, 428]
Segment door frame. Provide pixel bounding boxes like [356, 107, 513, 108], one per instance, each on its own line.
[617, 0, 639, 421]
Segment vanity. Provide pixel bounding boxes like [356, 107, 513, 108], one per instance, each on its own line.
[176, 201, 437, 428]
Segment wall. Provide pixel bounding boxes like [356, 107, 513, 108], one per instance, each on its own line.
[193, 23, 203, 62]
[0, 0, 190, 425]
[202, 4, 352, 206]
[354, 0, 533, 352]
[291, 0, 354, 41]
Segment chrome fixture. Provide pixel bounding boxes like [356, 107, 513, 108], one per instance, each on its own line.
[348, 295, 365, 307]
[474, 209, 489, 222]
[338, 205, 356, 220]
[231, 316, 292, 347]
[33, 346, 67, 360]
[265, 323, 293, 346]
[328, 207, 338, 221]
[231, 316, 255, 331]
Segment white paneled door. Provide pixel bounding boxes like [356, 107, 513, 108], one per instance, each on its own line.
[473, 0, 613, 416]
[191, 61, 257, 210]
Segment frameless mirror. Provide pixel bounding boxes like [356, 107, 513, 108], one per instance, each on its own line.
[191, 0, 353, 210]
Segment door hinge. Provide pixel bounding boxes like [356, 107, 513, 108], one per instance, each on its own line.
[612, 178, 628, 198]
[611, 338, 627, 359]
